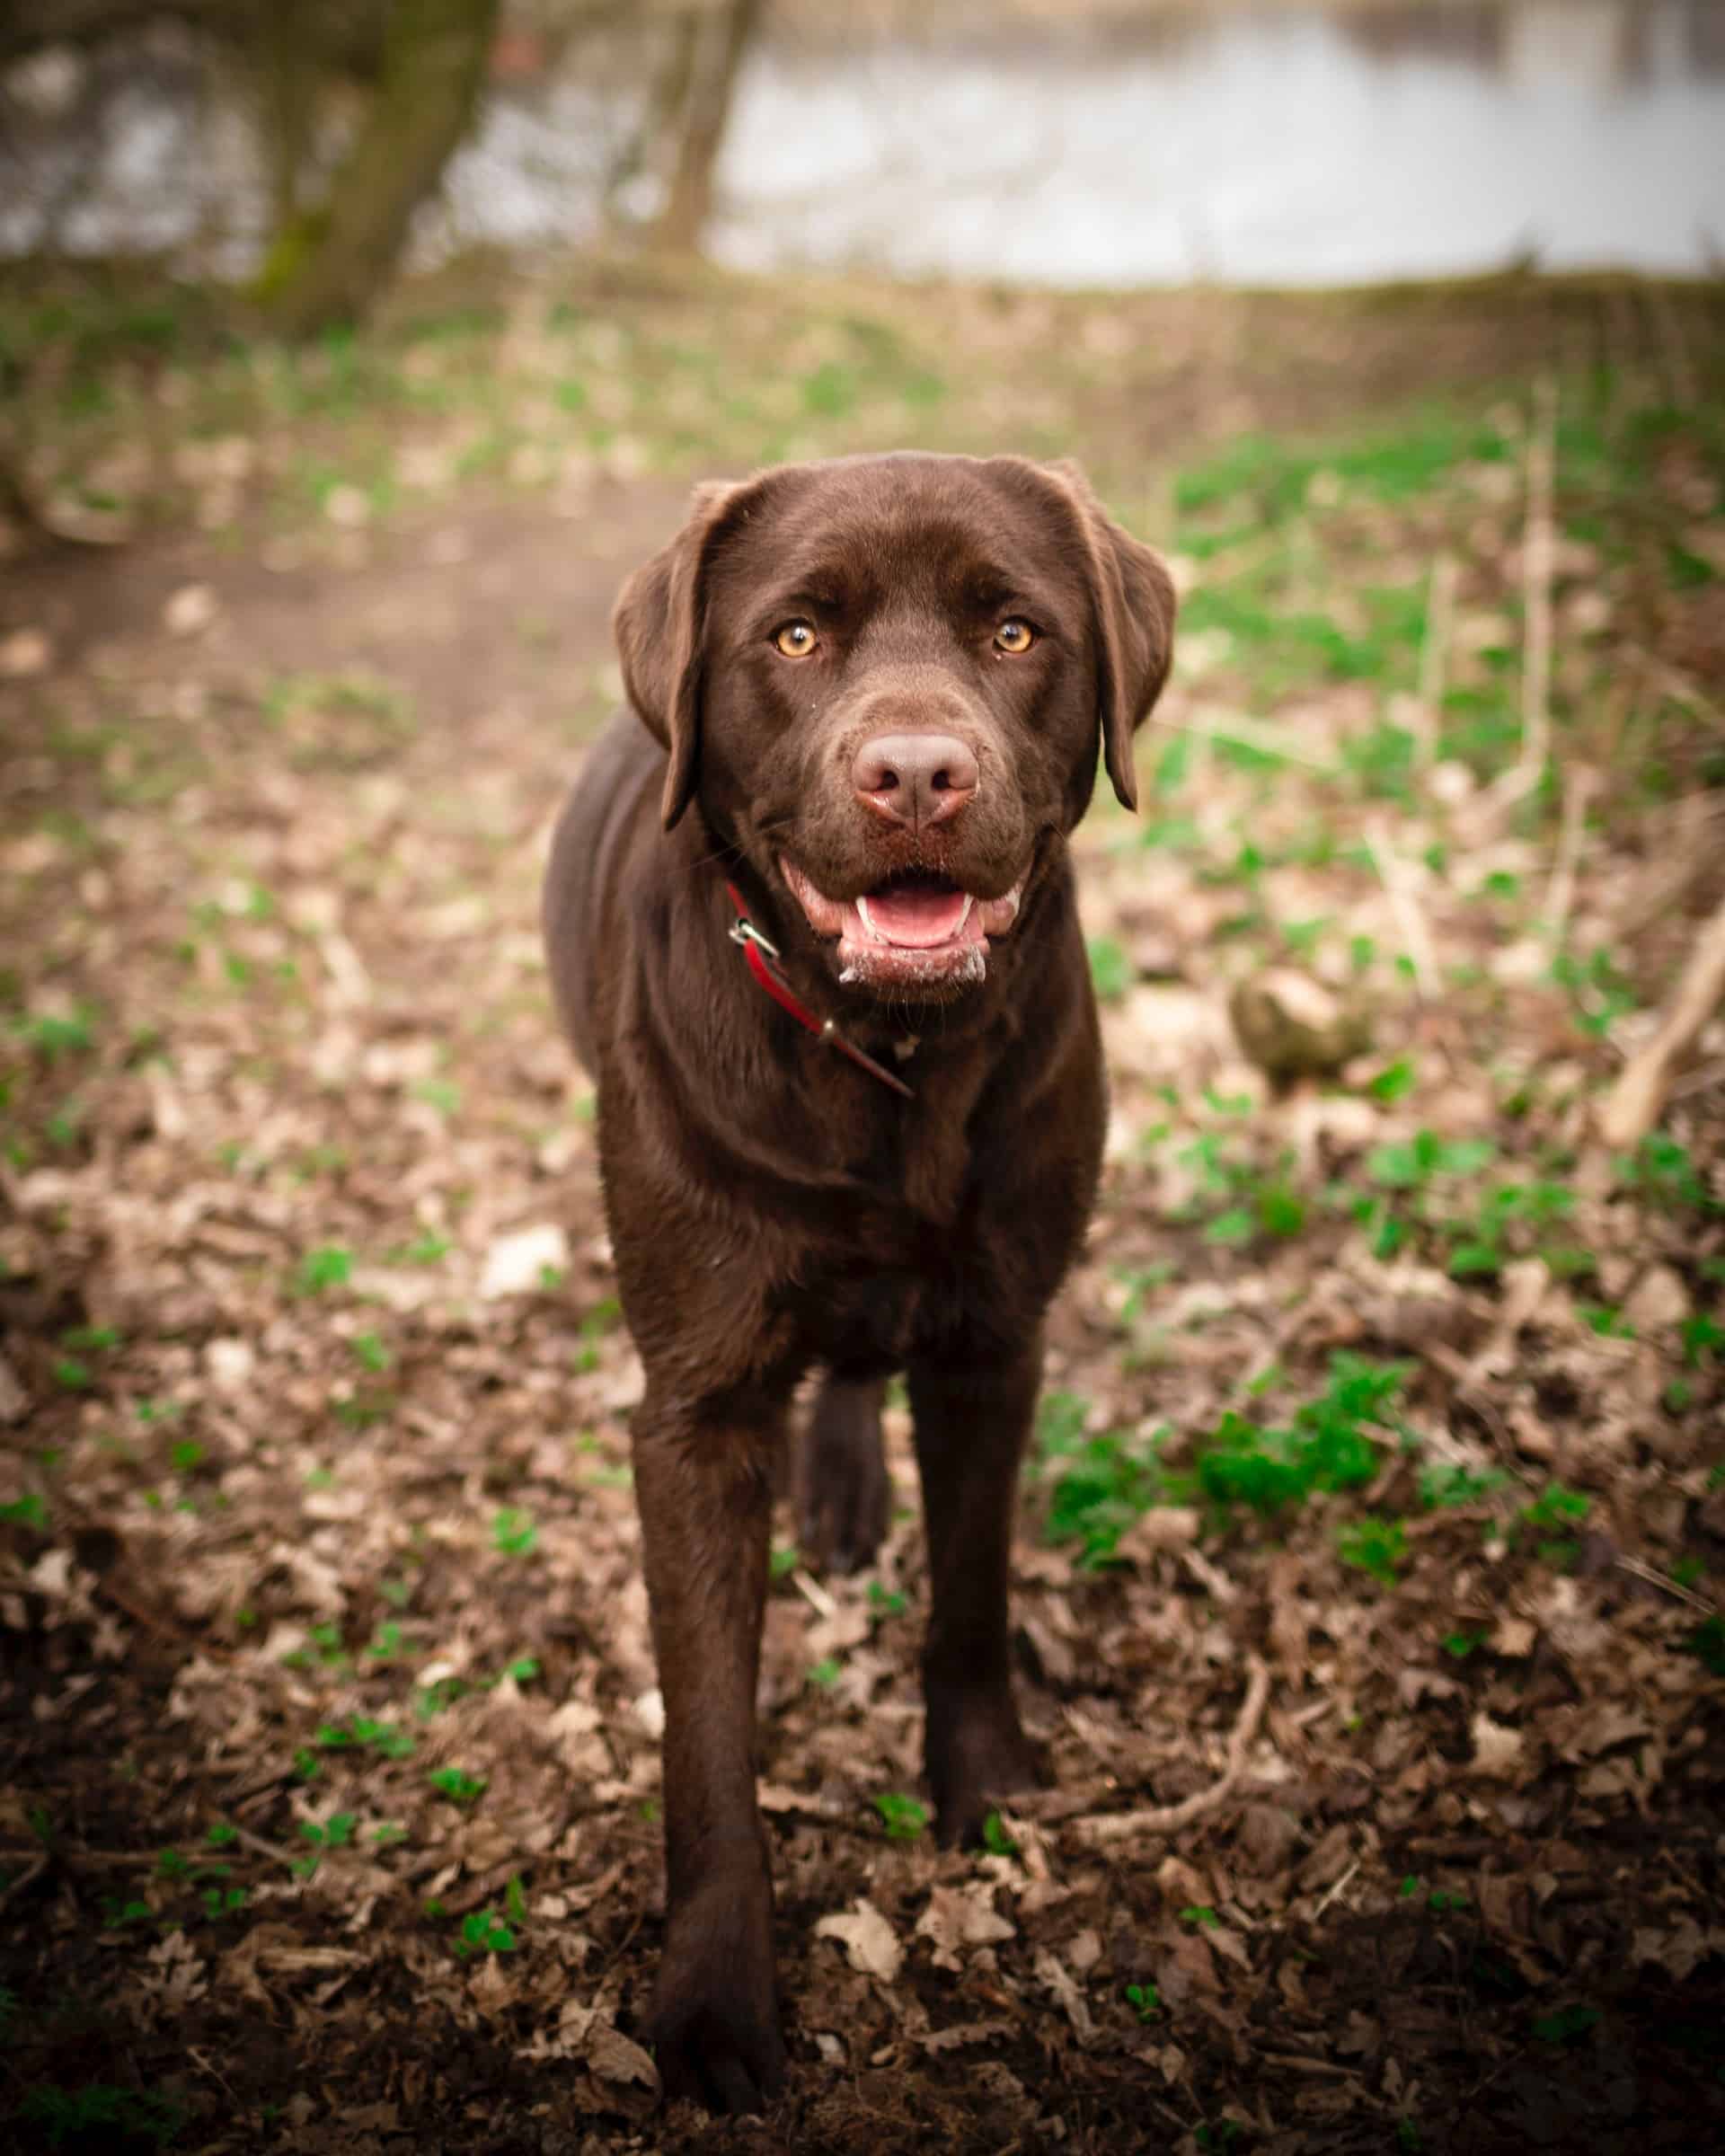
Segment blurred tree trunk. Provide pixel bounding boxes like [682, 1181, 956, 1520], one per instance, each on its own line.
[253, 0, 499, 340]
[651, 0, 762, 255]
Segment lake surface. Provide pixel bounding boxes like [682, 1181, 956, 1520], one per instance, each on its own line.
[6, 1, 1725, 288]
[708, 1, 1725, 285]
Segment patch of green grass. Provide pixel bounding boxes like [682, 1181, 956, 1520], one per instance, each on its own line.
[1366, 1129, 1498, 1190]
[428, 1766, 486, 1806]
[1125, 1981, 1162, 2022]
[293, 1244, 353, 1295]
[314, 1717, 416, 1760]
[1532, 2003, 1601, 2046]
[491, 1507, 537, 1558]
[1420, 1462, 1508, 1509]
[1036, 1390, 1168, 1567]
[1442, 1629, 1487, 1660]
[1615, 1134, 1719, 1215]
[1516, 1482, 1590, 1568]
[1682, 1313, 1725, 1368]
[981, 1810, 1019, 1858]
[871, 1791, 929, 1842]
[17, 2081, 185, 2150]
[1445, 1176, 1577, 1278]
[1173, 411, 1503, 526]
[571, 1295, 621, 1373]
[866, 1578, 907, 1620]
[1337, 1516, 1408, 1586]
[1040, 1356, 1417, 1561]
[1168, 1127, 1306, 1249]
[1684, 1614, 1725, 1677]
[1550, 946, 1638, 1039]
[350, 1331, 391, 1374]
[1086, 935, 1133, 1002]
[455, 1906, 517, 1957]
[1190, 1355, 1412, 1517]
[13, 1005, 100, 1062]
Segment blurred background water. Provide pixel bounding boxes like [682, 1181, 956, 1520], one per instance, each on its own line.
[5, 0, 1723, 287]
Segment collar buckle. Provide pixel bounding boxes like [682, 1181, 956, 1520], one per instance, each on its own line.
[728, 915, 782, 962]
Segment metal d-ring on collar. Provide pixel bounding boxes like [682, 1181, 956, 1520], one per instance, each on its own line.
[723, 880, 915, 1099]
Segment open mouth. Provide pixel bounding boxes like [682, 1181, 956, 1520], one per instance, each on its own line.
[781, 861, 1023, 992]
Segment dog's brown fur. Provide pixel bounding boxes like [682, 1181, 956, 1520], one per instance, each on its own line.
[543, 452, 1175, 2112]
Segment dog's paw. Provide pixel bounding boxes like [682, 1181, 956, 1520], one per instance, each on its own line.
[794, 1377, 889, 1575]
[646, 1890, 784, 2115]
[927, 1687, 1047, 1848]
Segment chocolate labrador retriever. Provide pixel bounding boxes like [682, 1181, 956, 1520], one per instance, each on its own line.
[543, 452, 1174, 2112]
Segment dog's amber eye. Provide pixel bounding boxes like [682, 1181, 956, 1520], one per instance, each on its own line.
[773, 621, 818, 658]
[995, 620, 1035, 654]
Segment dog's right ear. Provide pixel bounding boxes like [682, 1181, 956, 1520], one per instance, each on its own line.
[612, 479, 744, 831]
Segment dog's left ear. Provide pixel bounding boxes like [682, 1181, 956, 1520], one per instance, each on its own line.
[613, 477, 756, 830]
[1038, 460, 1178, 812]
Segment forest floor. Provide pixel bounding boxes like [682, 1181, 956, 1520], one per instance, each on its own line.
[1, 261, 1723, 2156]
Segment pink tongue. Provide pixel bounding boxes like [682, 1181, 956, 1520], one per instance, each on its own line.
[861, 884, 970, 948]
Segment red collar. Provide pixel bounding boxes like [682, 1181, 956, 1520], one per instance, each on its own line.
[725, 880, 914, 1099]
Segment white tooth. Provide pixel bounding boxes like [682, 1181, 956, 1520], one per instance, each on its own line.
[957, 896, 974, 932]
[856, 896, 881, 941]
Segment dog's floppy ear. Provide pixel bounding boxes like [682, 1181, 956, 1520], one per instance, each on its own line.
[1037, 460, 1177, 812]
[612, 478, 748, 831]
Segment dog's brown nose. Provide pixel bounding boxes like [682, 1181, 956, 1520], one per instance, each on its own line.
[852, 733, 978, 830]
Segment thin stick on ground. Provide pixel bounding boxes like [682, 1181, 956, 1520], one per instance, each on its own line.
[0, 1852, 47, 1914]
[1411, 551, 1457, 774]
[1597, 891, 1725, 1147]
[1312, 1855, 1362, 1922]
[1516, 375, 1557, 793]
[1615, 1552, 1717, 1615]
[1364, 817, 1439, 999]
[1148, 706, 1337, 775]
[1075, 1655, 1270, 1844]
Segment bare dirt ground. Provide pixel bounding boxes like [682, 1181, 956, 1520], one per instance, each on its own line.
[2, 269, 1723, 2156]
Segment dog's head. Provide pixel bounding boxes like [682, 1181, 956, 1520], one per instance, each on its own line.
[614, 453, 1176, 1004]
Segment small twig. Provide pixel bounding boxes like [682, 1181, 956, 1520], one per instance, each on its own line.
[1615, 1553, 1717, 1616]
[1597, 890, 1725, 1146]
[1632, 646, 1724, 727]
[1180, 1544, 1239, 1606]
[1364, 817, 1439, 999]
[1542, 763, 1600, 946]
[1412, 552, 1457, 773]
[1670, 1056, 1725, 1104]
[1312, 1856, 1361, 1922]
[0, 1852, 47, 1914]
[1075, 1655, 1269, 1844]
[228, 1825, 304, 1872]
[1259, 2050, 1365, 2080]
[1147, 708, 1336, 775]
[792, 1567, 837, 1621]
[1515, 375, 1557, 792]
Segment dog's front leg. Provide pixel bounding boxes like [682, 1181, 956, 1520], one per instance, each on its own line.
[908, 1341, 1046, 1847]
[632, 1388, 784, 2113]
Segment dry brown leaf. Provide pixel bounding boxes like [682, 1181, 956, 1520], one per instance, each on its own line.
[1469, 1710, 1526, 1780]
[815, 1898, 904, 1982]
[915, 1883, 1015, 1971]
